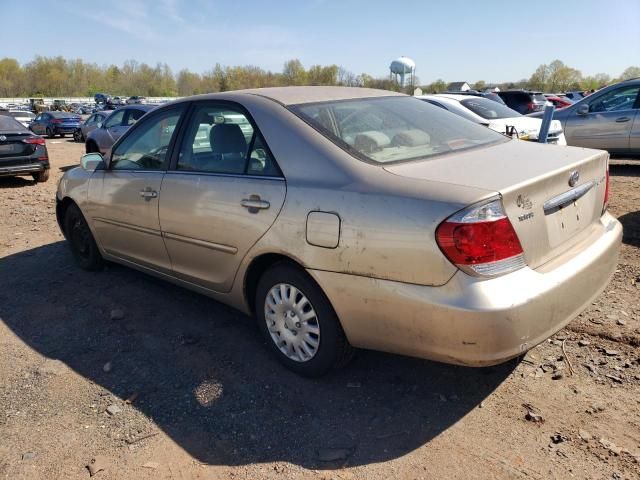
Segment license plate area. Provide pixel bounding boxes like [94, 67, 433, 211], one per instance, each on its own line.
[545, 191, 596, 248]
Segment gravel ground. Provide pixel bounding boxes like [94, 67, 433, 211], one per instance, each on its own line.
[0, 139, 639, 480]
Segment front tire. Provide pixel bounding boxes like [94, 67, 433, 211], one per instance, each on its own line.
[46, 127, 55, 139]
[73, 130, 83, 142]
[255, 264, 354, 377]
[64, 203, 104, 271]
[32, 170, 49, 183]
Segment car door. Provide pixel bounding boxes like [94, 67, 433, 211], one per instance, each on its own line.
[87, 106, 185, 273]
[159, 102, 286, 293]
[31, 114, 46, 134]
[630, 110, 640, 152]
[564, 85, 640, 151]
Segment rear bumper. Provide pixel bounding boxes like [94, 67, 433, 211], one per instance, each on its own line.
[0, 161, 49, 176]
[308, 212, 622, 366]
[54, 126, 79, 134]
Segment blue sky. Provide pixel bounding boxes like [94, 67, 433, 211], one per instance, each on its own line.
[2, 0, 639, 82]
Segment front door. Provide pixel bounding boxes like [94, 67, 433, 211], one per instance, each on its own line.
[87, 107, 185, 273]
[159, 102, 286, 292]
[564, 85, 640, 151]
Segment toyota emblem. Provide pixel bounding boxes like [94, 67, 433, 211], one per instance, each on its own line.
[0, 135, 6, 142]
[568, 171, 579, 187]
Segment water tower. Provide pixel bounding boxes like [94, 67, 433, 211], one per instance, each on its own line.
[390, 56, 416, 87]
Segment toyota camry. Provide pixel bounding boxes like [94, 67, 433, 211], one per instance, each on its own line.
[55, 87, 622, 376]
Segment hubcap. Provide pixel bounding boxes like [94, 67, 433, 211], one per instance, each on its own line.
[264, 283, 320, 362]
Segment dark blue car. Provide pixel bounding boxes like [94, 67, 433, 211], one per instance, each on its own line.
[29, 111, 82, 138]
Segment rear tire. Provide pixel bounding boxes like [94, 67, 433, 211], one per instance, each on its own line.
[64, 203, 104, 271]
[32, 170, 49, 183]
[255, 263, 354, 377]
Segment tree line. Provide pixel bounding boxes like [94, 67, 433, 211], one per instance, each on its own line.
[0, 56, 638, 98]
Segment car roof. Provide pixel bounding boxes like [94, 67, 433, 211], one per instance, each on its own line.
[174, 86, 406, 107]
[419, 94, 470, 102]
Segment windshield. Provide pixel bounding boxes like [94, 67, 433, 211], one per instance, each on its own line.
[460, 97, 521, 119]
[290, 96, 505, 164]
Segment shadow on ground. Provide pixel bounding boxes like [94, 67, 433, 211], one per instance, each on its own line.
[0, 176, 36, 188]
[0, 242, 514, 469]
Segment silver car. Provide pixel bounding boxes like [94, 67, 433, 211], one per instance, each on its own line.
[73, 110, 113, 143]
[85, 105, 155, 155]
[56, 87, 621, 376]
[531, 78, 640, 154]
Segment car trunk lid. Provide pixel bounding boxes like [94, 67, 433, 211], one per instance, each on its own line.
[0, 132, 35, 159]
[384, 140, 608, 270]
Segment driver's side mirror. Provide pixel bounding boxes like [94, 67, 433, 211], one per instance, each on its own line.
[577, 104, 589, 115]
[81, 153, 105, 172]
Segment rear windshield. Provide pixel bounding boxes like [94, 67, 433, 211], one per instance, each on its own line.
[460, 98, 521, 119]
[290, 96, 505, 164]
[533, 94, 547, 102]
[51, 112, 77, 118]
[0, 116, 28, 131]
[8, 111, 35, 119]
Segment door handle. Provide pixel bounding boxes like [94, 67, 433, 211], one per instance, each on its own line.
[139, 189, 158, 200]
[615, 117, 630, 123]
[241, 196, 270, 212]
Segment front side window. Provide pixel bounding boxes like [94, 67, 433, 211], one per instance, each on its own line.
[291, 96, 505, 164]
[177, 104, 280, 176]
[589, 86, 640, 113]
[104, 110, 125, 128]
[110, 108, 182, 170]
[460, 98, 521, 119]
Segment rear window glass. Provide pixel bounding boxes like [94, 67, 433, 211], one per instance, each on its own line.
[0, 116, 27, 130]
[460, 98, 521, 119]
[7, 111, 35, 119]
[290, 96, 505, 165]
[533, 94, 547, 102]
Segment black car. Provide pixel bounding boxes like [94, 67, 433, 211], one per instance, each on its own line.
[0, 115, 50, 182]
[497, 90, 548, 114]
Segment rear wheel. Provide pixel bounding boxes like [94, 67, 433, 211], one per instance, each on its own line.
[64, 203, 103, 271]
[32, 170, 49, 183]
[255, 263, 354, 376]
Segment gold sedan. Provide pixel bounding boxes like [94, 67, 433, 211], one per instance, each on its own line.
[56, 87, 622, 376]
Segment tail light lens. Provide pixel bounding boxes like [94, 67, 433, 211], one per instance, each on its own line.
[52, 119, 63, 124]
[23, 136, 46, 146]
[436, 198, 526, 277]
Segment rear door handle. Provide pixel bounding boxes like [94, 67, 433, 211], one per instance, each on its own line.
[241, 196, 270, 212]
[615, 117, 630, 123]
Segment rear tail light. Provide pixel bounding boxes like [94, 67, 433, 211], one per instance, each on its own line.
[22, 137, 46, 146]
[527, 102, 536, 112]
[436, 198, 526, 277]
[52, 119, 63, 124]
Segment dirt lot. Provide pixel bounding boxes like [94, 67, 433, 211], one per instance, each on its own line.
[0, 139, 639, 480]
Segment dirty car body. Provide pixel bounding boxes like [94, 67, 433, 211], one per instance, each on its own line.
[56, 87, 621, 375]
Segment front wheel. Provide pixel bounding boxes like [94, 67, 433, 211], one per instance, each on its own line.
[255, 264, 354, 377]
[46, 127, 55, 139]
[64, 203, 104, 271]
[73, 130, 83, 142]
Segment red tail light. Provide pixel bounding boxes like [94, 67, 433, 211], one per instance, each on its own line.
[436, 198, 525, 277]
[527, 102, 536, 112]
[23, 136, 46, 146]
[52, 119, 63, 123]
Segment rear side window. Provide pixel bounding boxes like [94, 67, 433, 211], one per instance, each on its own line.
[177, 103, 280, 176]
[0, 116, 26, 130]
[126, 109, 147, 126]
[104, 110, 125, 128]
[291, 96, 505, 164]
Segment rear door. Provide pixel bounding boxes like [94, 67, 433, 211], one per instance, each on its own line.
[159, 101, 286, 293]
[564, 84, 640, 151]
[87, 106, 185, 272]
